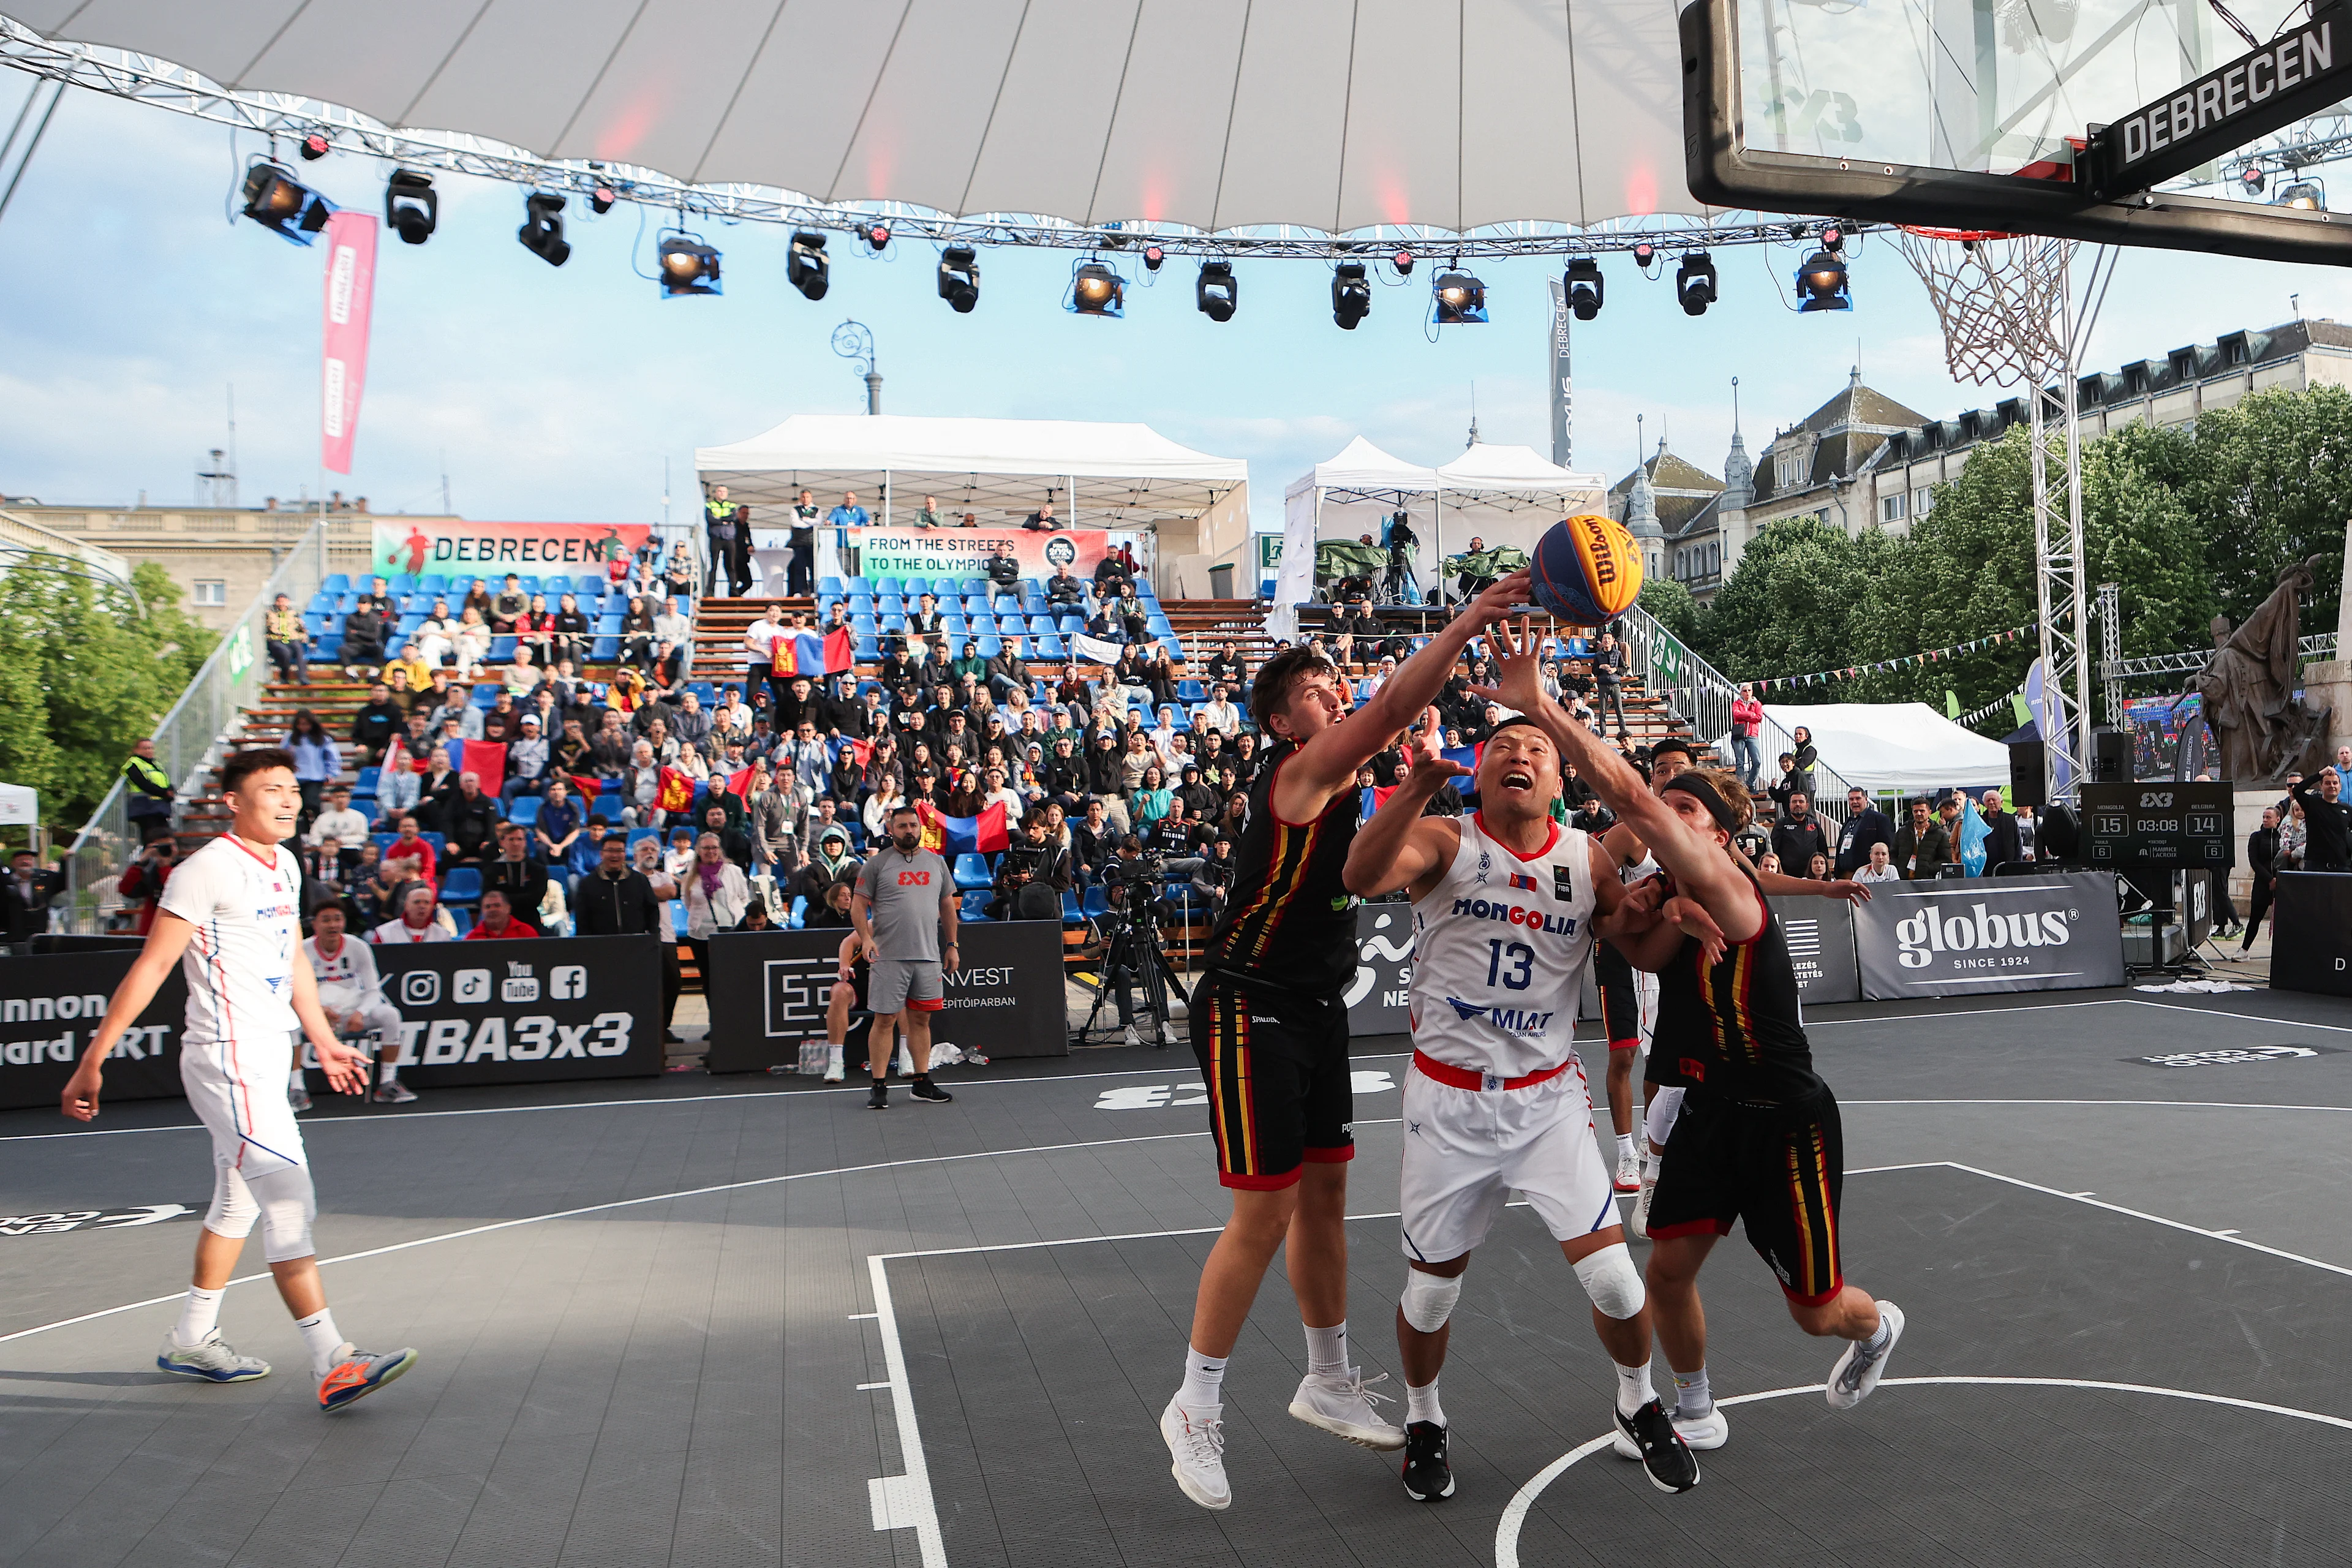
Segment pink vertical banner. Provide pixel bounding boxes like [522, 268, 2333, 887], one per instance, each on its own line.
[320, 210, 377, 475]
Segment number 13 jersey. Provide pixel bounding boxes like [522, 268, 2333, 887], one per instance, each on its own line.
[1408, 813, 1598, 1081]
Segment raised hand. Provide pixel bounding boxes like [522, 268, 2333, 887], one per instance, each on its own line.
[1463, 569, 1532, 630]
[1464, 616, 1549, 718]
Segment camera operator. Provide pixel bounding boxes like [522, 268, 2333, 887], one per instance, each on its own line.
[991, 811, 1071, 921]
[1189, 832, 1236, 916]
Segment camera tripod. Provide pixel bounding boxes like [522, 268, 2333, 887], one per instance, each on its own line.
[1074, 892, 1188, 1049]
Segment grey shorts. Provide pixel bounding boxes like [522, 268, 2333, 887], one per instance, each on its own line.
[869, 958, 944, 1016]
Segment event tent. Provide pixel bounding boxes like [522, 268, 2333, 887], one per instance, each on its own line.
[0, 783, 34, 826]
[1763, 703, 2013, 795]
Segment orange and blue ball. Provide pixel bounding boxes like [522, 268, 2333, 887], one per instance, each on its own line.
[1531, 513, 1644, 625]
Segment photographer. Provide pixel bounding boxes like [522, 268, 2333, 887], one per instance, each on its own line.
[991, 811, 1071, 921]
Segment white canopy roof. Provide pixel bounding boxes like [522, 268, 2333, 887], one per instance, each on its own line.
[1283, 438, 1438, 503]
[1434, 445, 1606, 508]
[696, 413, 1247, 522]
[1763, 703, 2013, 794]
[0, 782, 36, 826]
[13, 1, 1701, 232]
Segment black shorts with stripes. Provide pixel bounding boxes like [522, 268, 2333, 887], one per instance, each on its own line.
[1646, 1086, 1845, 1306]
[1188, 972, 1355, 1191]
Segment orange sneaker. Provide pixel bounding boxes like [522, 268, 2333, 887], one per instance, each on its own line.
[317, 1343, 418, 1412]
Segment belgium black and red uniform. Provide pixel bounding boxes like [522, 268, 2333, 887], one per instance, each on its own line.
[1192, 744, 1359, 1190]
[1643, 864, 1847, 1306]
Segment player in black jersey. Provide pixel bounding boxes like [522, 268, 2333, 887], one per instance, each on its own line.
[1160, 569, 1531, 1513]
[1471, 620, 1904, 1446]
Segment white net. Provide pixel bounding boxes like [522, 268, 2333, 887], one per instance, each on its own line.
[1893, 228, 2076, 387]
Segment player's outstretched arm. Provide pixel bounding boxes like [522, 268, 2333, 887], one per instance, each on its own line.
[1342, 762, 1466, 899]
[61, 913, 196, 1120]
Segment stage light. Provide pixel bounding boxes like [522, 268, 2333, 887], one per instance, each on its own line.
[863, 223, 891, 253]
[517, 192, 570, 267]
[385, 170, 437, 245]
[1070, 261, 1124, 317]
[589, 184, 617, 214]
[1633, 241, 1656, 266]
[1332, 262, 1371, 330]
[1433, 269, 1487, 324]
[1143, 244, 1166, 272]
[659, 235, 721, 296]
[1564, 257, 1603, 320]
[787, 230, 829, 300]
[937, 245, 980, 313]
[1820, 222, 1845, 253]
[1393, 249, 1415, 275]
[298, 130, 330, 162]
[239, 162, 332, 244]
[1675, 251, 1717, 316]
[2279, 179, 2326, 210]
[1196, 259, 1237, 322]
[2239, 165, 2266, 195]
[1796, 249, 1851, 311]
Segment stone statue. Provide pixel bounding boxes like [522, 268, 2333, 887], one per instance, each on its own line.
[2179, 555, 2330, 784]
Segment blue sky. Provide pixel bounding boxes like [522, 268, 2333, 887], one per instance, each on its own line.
[5, 81, 2350, 533]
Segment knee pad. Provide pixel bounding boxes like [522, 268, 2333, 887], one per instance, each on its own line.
[1646, 1086, 1686, 1150]
[244, 1164, 318, 1264]
[203, 1164, 259, 1240]
[1400, 1267, 1463, 1334]
[1573, 1242, 1646, 1320]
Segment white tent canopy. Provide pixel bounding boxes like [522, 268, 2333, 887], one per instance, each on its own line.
[15, 2, 1700, 233]
[0, 782, 36, 826]
[1764, 703, 2013, 795]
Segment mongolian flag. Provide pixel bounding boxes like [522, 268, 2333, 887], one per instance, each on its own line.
[771, 630, 856, 678]
[916, 799, 1011, 857]
[725, 766, 756, 798]
[656, 766, 696, 813]
[454, 739, 507, 785]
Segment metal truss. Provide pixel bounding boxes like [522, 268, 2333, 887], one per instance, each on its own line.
[0, 17, 1870, 260]
[2217, 106, 2352, 189]
[2103, 632, 2339, 682]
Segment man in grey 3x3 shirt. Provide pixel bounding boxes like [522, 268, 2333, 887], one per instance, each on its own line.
[852, 804, 962, 1110]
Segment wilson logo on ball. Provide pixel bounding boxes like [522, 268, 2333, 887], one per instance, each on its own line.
[1532, 513, 1643, 624]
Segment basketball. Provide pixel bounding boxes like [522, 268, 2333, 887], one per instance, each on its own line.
[1531, 513, 1643, 625]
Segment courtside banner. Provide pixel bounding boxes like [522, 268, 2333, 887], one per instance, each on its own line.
[320, 211, 377, 476]
[701, 921, 1066, 1072]
[845, 526, 1107, 581]
[372, 520, 653, 578]
[0, 949, 187, 1111]
[345, 935, 663, 1088]
[1853, 872, 2124, 1000]
[1770, 896, 1861, 1005]
[2269, 872, 2352, 998]
[1345, 902, 1415, 1036]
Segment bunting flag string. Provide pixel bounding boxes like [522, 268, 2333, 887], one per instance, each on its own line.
[1956, 686, 2028, 729]
[1747, 621, 2039, 694]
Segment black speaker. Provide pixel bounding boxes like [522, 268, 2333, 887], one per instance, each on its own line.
[2090, 727, 2132, 783]
[2008, 740, 2047, 808]
[2039, 802, 2081, 862]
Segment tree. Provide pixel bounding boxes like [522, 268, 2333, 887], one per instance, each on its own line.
[2160, 385, 2351, 636]
[1695, 516, 1871, 684]
[1636, 576, 1703, 648]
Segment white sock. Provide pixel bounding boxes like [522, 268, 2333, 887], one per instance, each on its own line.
[173, 1286, 224, 1349]
[296, 1309, 346, 1378]
[1615, 1133, 1636, 1164]
[1406, 1378, 1446, 1428]
[377, 1054, 398, 1085]
[1178, 1347, 1227, 1411]
[827, 1043, 845, 1068]
[1644, 1150, 1663, 1178]
[1861, 1311, 1893, 1351]
[1672, 1365, 1712, 1417]
[288, 1068, 305, 1093]
[1614, 1359, 1656, 1417]
[1304, 1321, 1349, 1379]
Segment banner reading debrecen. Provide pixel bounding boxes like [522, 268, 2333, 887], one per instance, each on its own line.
[345, 935, 663, 1088]
[701, 921, 1066, 1071]
[1853, 872, 2124, 1000]
[0, 949, 187, 1112]
[844, 526, 1107, 581]
[372, 521, 654, 579]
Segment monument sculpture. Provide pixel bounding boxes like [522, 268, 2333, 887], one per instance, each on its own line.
[2179, 555, 2331, 784]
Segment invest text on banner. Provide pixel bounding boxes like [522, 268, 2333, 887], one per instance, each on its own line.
[1853, 872, 2124, 1000]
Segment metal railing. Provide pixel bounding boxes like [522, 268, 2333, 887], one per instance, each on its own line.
[59, 522, 330, 932]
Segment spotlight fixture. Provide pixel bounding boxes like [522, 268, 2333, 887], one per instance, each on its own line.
[239, 162, 333, 244]
[589, 184, 617, 214]
[1633, 241, 1656, 266]
[1196, 259, 1237, 322]
[1564, 257, 1603, 321]
[2239, 165, 2266, 195]
[937, 245, 980, 313]
[1820, 222, 1845, 253]
[1433, 269, 1487, 324]
[517, 192, 570, 267]
[1675, 251, 1717, 316]
[1332, 262, 1371, 330]
[1393, 248, 1415, 275]
[1070, 260, 1125, 317]
[1142, 244, 1166, 272]
[787, 230, 829, 300]
[2279, 179, 2327, 211]
[862, 222, 891, 253]
[298, 130, 330, 162]
[1795, 249, 1851, 311]
[384, 170, 437, 245]
[658, 234, 722, 297]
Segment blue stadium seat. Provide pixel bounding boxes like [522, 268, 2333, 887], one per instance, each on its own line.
[1036, 634, 1066, 658]
[416, 575, 443, 594]
[874, 576, 903, 598]
[323, 573, 351, 594]
[1176, 679, 1206, 701]
[420, 831, 446, 856]
[952, 853, 994, 891]
[959, 578, 988, 597]
[440, 867, 482, 905]
[854, 635, 880, 661]
[877, 595, 903, 614]
[595, 616, 623, 634]
[590, 635, 620, 661]
[819, 576, 845, 597]
[1061, 889, 1084, 922]
[787, 895, 807, 929]
[355, 766, 382, 794]
[976, 636, 1003, 658]
[507, 796, 541, 826]
[960, 890, 993, 922]
[471, 687, 499, 707]
[847, 575, 873, 595]
[688, 682, 716, 704]
[518, 576, 543, 595]
[488, 636, 518, 661]
[447, 906, 474, 938]
[627, 827, 661, 851]
[315, 635, 342, 659]
[1080, 886, 1110, 919]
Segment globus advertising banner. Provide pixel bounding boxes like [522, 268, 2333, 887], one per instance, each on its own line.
[843, 526, 1109, 581]
[372, 521, 652, 578]
[1853, 872, 2124, 999]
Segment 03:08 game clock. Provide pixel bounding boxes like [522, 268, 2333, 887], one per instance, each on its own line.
[2079, 782, 2235, 868]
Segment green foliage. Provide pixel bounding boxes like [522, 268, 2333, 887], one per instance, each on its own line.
[2155, 385, 2350, 633]
[1636, 576, 1703, 647]
[0, 559, 217, 825]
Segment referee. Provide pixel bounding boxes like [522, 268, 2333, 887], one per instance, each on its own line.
[851, 805, 959, 1110]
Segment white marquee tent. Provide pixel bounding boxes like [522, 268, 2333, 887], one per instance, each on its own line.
[0, 782, 34, 826]
[1763, 703, 2013, 795]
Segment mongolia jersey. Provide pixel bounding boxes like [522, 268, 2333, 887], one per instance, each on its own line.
[1408, 813, 1597, 1081]
[158, 835, 303, 1049]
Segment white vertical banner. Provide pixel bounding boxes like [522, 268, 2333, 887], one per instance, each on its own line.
[320, 211, 378, 475]
[1547, 276, 1572, 468]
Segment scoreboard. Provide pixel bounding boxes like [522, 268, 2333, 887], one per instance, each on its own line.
[2080, 782, 2236, 869]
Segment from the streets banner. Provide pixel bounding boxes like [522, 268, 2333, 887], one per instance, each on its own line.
[754, 526, 1109, 584]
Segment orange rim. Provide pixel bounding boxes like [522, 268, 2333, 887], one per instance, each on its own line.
[1899, 225, 2019, 242]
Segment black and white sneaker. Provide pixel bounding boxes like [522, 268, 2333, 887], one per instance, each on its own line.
[908, 1075, 954, 1103]
[1401, 1420, 1454, 1501]
[1615, 1398, 1700, 1493]
[867, 1082, 889, 1110]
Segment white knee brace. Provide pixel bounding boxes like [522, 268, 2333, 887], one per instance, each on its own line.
[1572, 1242, 1646, 1320]
[1400, 1267, 1463, 1333]
[1645, 1085, 1686, 1150]
[203, 1165, 258, 1240]
[206, 1163, 318, 1263]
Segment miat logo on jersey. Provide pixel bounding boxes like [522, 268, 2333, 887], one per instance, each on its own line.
[1445, 997, 1556, 1036]
[1448, 896, 1577, 937]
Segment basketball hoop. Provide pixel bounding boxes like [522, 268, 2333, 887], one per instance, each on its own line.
[1894, 226, 2075, 387]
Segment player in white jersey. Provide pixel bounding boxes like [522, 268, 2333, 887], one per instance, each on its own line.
[301, 905, 414, 1105]
[62, 748, 418, 1412]
[1343, 718, 1698, 1501]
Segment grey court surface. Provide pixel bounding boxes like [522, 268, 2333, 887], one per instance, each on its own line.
[2, 987, 2350, 1566]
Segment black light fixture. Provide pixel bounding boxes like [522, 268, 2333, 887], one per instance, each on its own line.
[1821, 222, 1845, 252]
[2279, 178, 2327, 210]
[658, 234, 722, 297]
[1633, 241, 1656, 267]
[589, 184, 617, 214]
[298, 130, 330, 162]
[862, 222, 891, 253]
[2239, 165, 2266, 196]
[1795, 249, 1851, 311]
[1196, 259, 1237, 322]
[787, 230, 829, 300]
[1393, 248, 1415, 276]
[1675, 251, 1717, 315]
[1564, 257, 1603, 320]
[937, 245, 979, 313]
[1433, 269, 1487, 324]
[1070, 260, 1124, 317]
[1332, 262, 1371, 330]
[1142, 244, 1166, 272]
[517, 192, 570, 267]
[239, 162, 333, 244]
[384, 169, 437, 245]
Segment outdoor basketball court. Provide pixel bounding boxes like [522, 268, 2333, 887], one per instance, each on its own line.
[0, 986, 2346, 1567]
